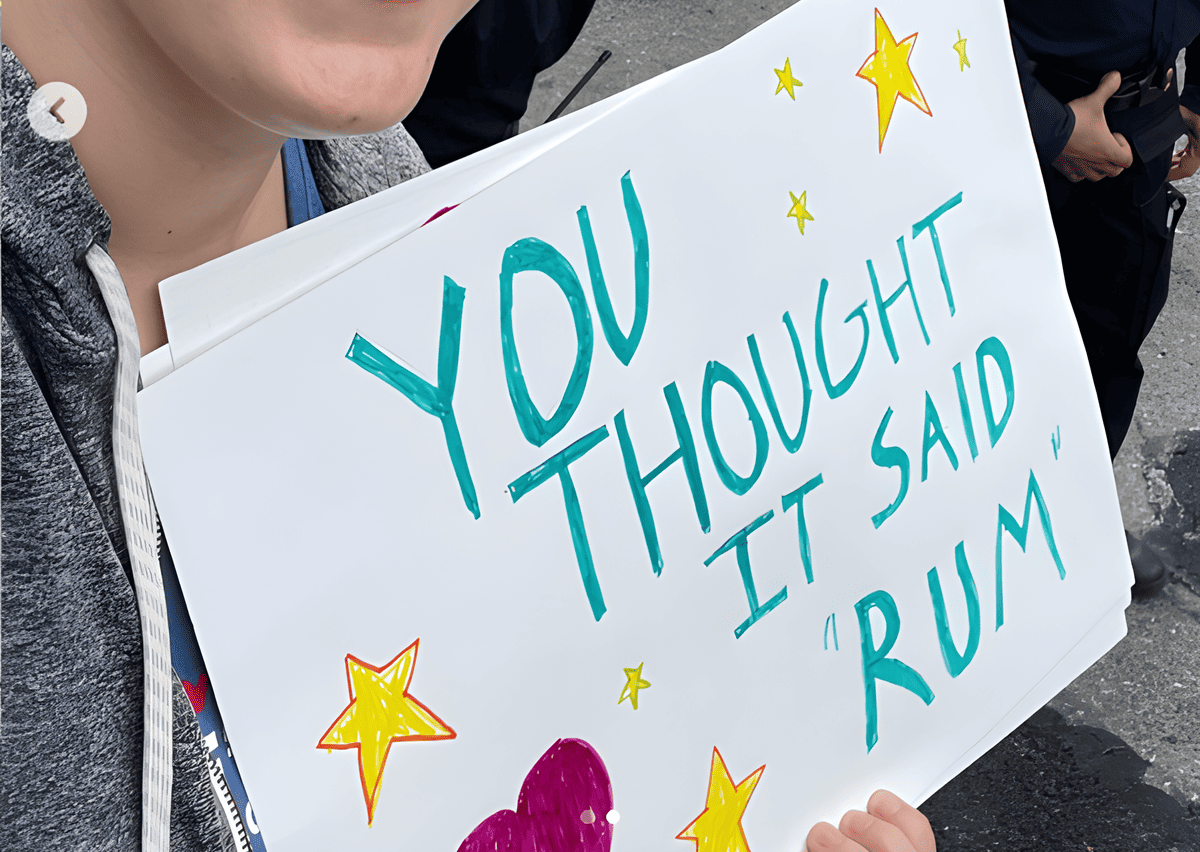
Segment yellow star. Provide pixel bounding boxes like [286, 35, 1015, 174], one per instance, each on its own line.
[676, 747, 765, 852]
[787, 190, 815, 235]
[618, 662, 651, 710]
[856, 10, 932, 151]
[317, 640, 456, 826]
[953, 31, 970, 71]
[774, 58, 802, 100]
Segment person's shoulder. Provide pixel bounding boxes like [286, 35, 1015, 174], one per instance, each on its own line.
[304, 124, 431, 212]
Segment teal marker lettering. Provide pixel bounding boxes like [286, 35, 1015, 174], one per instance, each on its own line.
[614, 382, 711, 576]
[577, 171, 650, 367]
[870, 407, 910, 529]
[952, 361, 979, 461]
[701, 360, 769, 496]
[781, 473, 824, 584]
[920, 391, 959, 481]
[868, 236, 930, 364]
[824, 613, 840, 650]
[927, 541, 980, 678]
[815, 278, 870, 399]
[509, 426, 611, 621]
[912, 192, 964, 316]
[703, 510, 787, 638]
[499, 237, 594, 447]
[346, 277, 479, 519]
[976, 336, 1015, 448]
[747, 311, 813, 454]
[994, 469, 1066, 630]
[855, 590, 935, 753]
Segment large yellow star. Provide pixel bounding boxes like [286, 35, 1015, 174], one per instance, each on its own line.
[676, 747, 765, 852]
[953, 31, 970, 72]
[787, 190, 815, 235]
[856, 10, 932, 151]
[317, 639, 456, 826]
[774, 58, 801, 100]
[618, 662, 651, 710]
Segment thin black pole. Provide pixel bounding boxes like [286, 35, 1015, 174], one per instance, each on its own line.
[545, 50, 613, 123]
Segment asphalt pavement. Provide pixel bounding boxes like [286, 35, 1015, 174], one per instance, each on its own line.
[521, 1, 1200, 849]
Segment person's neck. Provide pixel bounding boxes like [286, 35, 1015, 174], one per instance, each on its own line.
[5, 1, 289, 355]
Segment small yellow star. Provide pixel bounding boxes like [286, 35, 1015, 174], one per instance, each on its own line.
[774, 58, 802, 100]
[953, 31, 970, 71]
[676, 747, 765, 852]
[786, 190, 815, 235]
[317, 640, 456, 826]
[618, 662, 651, 710]
[856, 10, 932, 151]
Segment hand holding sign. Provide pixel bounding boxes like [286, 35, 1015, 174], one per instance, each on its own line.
[806, 790, 936, 852]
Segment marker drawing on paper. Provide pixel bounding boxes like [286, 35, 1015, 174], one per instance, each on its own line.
[786, 191, 815, 235]
[677, 747, 765, 852]
[953, 31, 970, 71]
[317, 639, 456, 826]
[856, 9, 932, 150]
[773, 58, 801, 100]
[618, 662, 651, 710]
[457, 738, 614, 852]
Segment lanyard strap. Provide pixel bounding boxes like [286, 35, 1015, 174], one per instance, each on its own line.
[282, 138, 326, 226]
[87, 243, 174, 852]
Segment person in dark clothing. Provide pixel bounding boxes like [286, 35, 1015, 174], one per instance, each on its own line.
[403, 0, 597, 168]
[1006, 0, 1200, 596]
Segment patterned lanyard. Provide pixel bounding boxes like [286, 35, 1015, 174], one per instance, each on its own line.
[82, 140, 324, 850]
[86, 243, 174, 852]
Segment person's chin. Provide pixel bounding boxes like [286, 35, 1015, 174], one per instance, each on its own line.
[255, 103, 414, 140]
[254, 60, 433, 139]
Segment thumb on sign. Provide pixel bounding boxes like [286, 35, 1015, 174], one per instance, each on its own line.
[1052, 70, 1135, 183]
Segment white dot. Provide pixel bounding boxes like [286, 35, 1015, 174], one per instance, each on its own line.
[606, 809, 620, 824]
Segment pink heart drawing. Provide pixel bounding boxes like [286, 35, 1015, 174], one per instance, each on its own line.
[181, 673, 208, 714]
[457, 738, 614, 852]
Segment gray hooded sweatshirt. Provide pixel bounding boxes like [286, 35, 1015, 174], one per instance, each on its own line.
[2, 44, 430, 851]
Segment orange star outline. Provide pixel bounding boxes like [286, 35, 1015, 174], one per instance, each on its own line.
[676, 746, 766, 852]
[316, 639, 456, 826]
[855, 8, 932, 151]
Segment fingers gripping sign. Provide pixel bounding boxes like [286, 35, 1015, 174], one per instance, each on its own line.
[1052, 70, 1135, 183]
[806, 789, 937, 852]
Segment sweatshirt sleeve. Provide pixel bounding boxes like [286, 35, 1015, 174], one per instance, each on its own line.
[1010, 31, 1076, 167]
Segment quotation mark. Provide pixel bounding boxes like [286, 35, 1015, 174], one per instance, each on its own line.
[823, 612, 839, 650]
[1051, 425, 1061, 460]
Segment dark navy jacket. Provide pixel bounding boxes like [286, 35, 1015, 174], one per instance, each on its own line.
[1006, 0, 1200, 166]
[404, 0, 597, 168]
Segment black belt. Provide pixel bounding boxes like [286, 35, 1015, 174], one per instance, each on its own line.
[1033, 61, 1169, 114]
[1108, 68, 1166, 115]
[1106, 65, 1170, 114]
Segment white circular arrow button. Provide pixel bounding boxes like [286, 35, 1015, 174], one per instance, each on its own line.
[28, 81, 87, 141]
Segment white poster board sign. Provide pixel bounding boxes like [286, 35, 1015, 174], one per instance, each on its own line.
[139, 0, 1133, 849]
